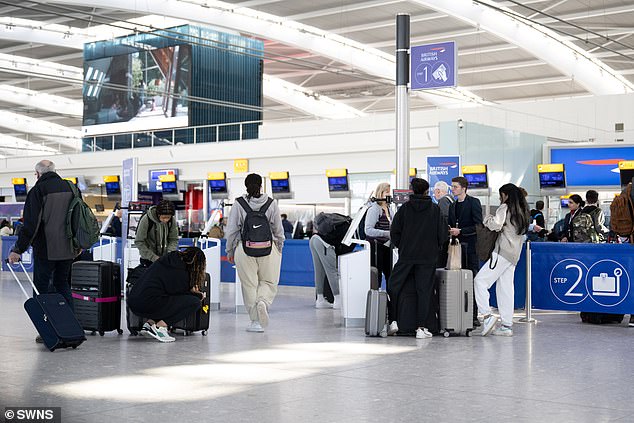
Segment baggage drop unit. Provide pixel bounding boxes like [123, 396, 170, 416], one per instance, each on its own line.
[337, 203, 371, 327]
[462, 164, 492, 215]
[538, 163, 568, 229]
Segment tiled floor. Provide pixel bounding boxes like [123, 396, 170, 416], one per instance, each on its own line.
[1, 272, 633, 423]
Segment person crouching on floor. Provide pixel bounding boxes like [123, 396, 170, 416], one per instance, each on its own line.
[128, 247, 207, 343]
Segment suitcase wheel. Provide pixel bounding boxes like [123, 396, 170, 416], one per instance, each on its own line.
[465, 330, 472, 337]
[443, 331, 450, 338]
[202, 330, 207, 336]
[129, 330, 138, 336]
[99, 331, 105, 337]
[117, 329, 123, 335]
[90, 331, 96, 336]
[184, 331, 191, 336]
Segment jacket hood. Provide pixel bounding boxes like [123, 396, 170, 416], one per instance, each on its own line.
[147, 206, 164, 224]
[241, 193, 271, 209]
[162, 251, 185, 270]
[409, 194, 433, 211]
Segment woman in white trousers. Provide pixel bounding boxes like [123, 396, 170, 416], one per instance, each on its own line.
[475, 183, 530, 337]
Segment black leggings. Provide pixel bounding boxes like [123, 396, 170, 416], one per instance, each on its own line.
[370, 241, 392, 289]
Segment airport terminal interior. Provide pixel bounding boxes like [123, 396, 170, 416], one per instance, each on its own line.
[1, 0, 634, 422]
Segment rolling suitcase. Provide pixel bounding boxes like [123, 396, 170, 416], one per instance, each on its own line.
[71, 261, 122, 336]
[436, 268, 474, 337]
[170, 273, 211, 336]
[7, 260, 86, 352]
[365, 267, 387, 337]
[125, 263, 148, 335]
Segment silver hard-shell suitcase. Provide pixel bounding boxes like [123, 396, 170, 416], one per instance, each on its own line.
[436, 268, 474, 337]
[365, 289, 388, 337]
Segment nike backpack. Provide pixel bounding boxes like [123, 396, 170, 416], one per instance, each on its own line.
[236, 197, 274, 257]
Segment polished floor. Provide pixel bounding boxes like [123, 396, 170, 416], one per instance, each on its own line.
[1, 272, 634, 423]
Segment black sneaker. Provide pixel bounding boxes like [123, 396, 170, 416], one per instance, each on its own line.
[35, 335, 43, 344]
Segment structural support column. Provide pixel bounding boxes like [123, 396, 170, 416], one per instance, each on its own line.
[395, 13, 410, 190]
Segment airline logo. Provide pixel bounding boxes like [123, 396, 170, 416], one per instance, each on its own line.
[577, 158, 626, 174]
[430, 47, 446, 53]
[439, 162, 458, 168]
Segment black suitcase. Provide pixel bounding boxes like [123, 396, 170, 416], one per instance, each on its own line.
[71, 261, 122, 336]
[170, 273, 211, 336]
[125, 264, 149, 335]
[8, 261, 86, 352]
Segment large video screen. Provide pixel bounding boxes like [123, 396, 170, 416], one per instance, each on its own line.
[83, 45, 191, 134]
[539, 172, 566, 189]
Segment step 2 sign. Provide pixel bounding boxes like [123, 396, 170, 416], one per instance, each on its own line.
[531, 243, 634, 313]
[411, 41, 457, 90]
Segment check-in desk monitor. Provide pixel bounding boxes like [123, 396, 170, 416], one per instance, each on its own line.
[538, 163, 566, 196]
[326, 169, 350, 198]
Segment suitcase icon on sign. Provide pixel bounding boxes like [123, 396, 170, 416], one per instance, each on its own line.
[592, 268, 622, 297]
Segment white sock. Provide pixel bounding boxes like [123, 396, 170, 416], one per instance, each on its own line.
[317, 294, 326, 302]
[333, 294, 341, 304]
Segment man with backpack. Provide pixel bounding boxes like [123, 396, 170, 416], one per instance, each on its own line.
[8, 160, 82, 342]
[225, 173, 285, 333]
[582, 190, 608, 243]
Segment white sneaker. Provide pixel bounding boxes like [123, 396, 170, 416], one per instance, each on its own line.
[492, 325, 513, 337]
[415, 327, 433, 339]
[315, 297, 333, 309]
[481, 314, 498, 336]
[332, 295, 341, 310]
[256, 301, 269, 328]
[246, 321, 264, 333]
[142, 324, 175, 343]
[387, 321, 399, 336]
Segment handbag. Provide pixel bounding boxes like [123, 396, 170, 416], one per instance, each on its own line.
[476, 223, 500, 268]
[446, 237, 462, 270]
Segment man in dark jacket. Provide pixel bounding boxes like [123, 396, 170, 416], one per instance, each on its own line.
[9, 160, 79, 341]
[447, 176, 483, 326]
[388, 178, 447, 339]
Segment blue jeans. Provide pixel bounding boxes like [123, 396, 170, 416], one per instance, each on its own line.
[33, 255, 74, 312]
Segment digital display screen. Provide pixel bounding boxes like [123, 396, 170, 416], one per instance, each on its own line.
[561, 199, 569, 208]
[83, 45, 191, 132]
[620, 169, 634, 187]
[13, 184, 27, 196]
[105, 181, 120, 195]
[464, 173, 488, 189]
[209, 179, 227, 193]
[328, 176, 349, 192]
[539, 172, 566, 189]
[271, 179, 290, 194]
[161, 181, 178, 194]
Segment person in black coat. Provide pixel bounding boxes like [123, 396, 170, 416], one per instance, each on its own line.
[128, 247, 207, 343]
[387, 178, 448, 339]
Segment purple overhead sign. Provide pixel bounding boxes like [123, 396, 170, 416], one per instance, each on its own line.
[410, 41, 457, 90]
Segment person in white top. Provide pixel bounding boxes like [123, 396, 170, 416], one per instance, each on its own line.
[0, 219, 12, 236]
[474, 183, 530, 337]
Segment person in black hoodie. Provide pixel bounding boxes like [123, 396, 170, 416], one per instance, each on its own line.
[128, 247, 207, 343]
[387, 178, 448, 339]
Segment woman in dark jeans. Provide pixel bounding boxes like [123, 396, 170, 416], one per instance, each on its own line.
[128, 247, 207, 343]
[364, 182, 392, 288]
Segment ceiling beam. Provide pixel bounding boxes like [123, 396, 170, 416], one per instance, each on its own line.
[287, 0, 403, 22]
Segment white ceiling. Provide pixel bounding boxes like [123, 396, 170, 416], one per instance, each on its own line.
[0, 0, 633, 155]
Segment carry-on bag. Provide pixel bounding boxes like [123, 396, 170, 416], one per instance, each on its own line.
[365, 266, 387, 337]
[71, 260, 122, 336]
[436, 268, 474, 337]
[170, 273, 211, 336]
[7, 260, 86, 351]
[126, 263, 148, 335]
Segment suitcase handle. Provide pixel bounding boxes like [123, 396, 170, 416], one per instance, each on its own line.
[464, 291, 469, 313]
[5, 258, 39, 299]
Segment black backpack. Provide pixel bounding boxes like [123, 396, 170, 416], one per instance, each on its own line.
[314, 212, 355, 255]
[237, 197, 274, 257]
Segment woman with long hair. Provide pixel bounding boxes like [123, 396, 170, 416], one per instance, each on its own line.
[128, 247, 207, 343]
[225, 173, 285, 333]
[364, 182, 393, 287]
[475, 183, 530, 337]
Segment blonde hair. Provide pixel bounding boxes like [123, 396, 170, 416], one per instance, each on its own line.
[372, 182, 391, 204]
